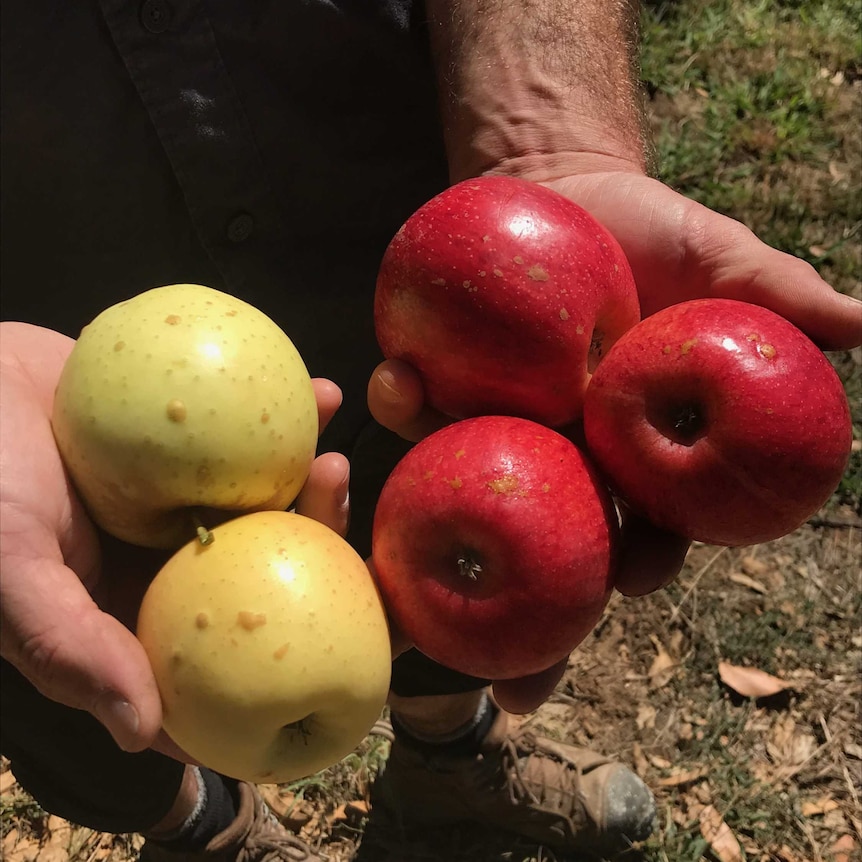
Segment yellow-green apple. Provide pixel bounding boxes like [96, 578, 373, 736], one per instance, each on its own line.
[136, 510, 392, 784]
[371, 415, 618, 680]
[583, 298, 853, 547]
[374, 175, 640, 428]
[52, 284, 319, 548]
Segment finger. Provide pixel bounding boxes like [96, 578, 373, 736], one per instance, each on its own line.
[367, 359, 450, 443]
[680, 206, 862, 351]
[294, 452, 350, 536]
[614, 510, 691, 596]
[1, 546, 163, 753]
[491, 656, 569, 715]
[550, 174, 862, 350]
[311, 378, 343, 436]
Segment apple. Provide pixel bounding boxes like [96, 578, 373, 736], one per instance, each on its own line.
[583, 298, 853, 547]
[52, 284, 319, 548]
[136, 510, 392, 784]
[374, 175, 640, 428]
[370, 415, 619, 680]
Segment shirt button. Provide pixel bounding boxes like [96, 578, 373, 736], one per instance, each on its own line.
[226, 212, 255, 243]
[140, 0, 172, 33]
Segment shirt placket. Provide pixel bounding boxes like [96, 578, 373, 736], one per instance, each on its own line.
[98, 0, 282, 291]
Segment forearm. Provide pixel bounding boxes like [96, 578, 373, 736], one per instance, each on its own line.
[425, 0, 650, 181]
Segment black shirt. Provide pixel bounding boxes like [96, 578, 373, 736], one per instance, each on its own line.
[1, 0, 450, 457]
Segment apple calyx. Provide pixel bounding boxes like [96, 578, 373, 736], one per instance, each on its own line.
[456, 552, 483, 581]
[283, 718, 312, 743]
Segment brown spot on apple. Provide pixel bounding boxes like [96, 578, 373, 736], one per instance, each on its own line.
[164, 314, 182, 325]
[680, 338, 698, 355]
[273, 643, 290, 660]
[528, 265, 549, 281]
[454, 449, 466, 459]
[114, 341, 125, 351]
[758, 343, 777, 359]
[225, 309, 238, 317]
[260, 410, 270, 424]
[237, 611, 267, 631]
[513, 255, 524, 265]
[559, 308, 570, 321]
[488, 474, 520, 495]
[482, 235, 491, 242]
[166, 399, 187, 422]
[423, 470, 436, 481]
[449, 477, 463, 489]
[662, 345, 672, 354]
[542, 483, 551, 492]
[195, 612, 210, 629]
[746, 333, 760, 341]
[493, 268, 504, 277]
[576, 324, 585, 335]
[432, 278, 446, 286]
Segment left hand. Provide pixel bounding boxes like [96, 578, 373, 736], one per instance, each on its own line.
[367, 165, 862, 713]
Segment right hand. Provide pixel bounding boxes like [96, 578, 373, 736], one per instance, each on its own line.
[0, 321, 346, 756]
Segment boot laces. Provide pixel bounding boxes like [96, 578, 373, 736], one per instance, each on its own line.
[499, 728, 587, 829]
[238, 802, 316, 862]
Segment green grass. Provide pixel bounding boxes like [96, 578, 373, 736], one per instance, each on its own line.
[641, 0, 862, 291]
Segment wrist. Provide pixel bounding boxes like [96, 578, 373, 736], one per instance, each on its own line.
[427, 0, 652, 183]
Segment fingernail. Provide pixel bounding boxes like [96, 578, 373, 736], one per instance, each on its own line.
[94, 695, 140, 752]
[376, 369, 401, 404]
[337, 466, 350, 514]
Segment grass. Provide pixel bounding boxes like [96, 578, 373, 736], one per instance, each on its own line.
[1, 0, 860, 860]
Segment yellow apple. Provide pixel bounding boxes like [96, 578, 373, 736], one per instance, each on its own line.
[136, 510, 392, 784]
[52, 284, 319, 548]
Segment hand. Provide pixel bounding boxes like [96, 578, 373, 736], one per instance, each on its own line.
[0, 321, 347, 757]
[367, 166, 861, 713]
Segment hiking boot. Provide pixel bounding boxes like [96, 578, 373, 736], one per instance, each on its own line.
[139, 781, 322, 861]
[373, 709, 656, 856]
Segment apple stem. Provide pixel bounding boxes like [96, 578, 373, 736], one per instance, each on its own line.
[457, 554, 482, 581]
[191, 513, 215, 546]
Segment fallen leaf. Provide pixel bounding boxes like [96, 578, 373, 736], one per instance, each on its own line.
[0, 770, 17, 793]
[648, 635, 677, 689]
[801, 796, 839, 817]
[729, 572, 768, 593]
[773, 845, 803, 862]
[741, 555, 769, 576]
[632, 742, 649, 778]
[649, 753, 672, 769]
[635, 703, 656, 730]
[699, 804, 743, 862]
[767, 714, 817, 768]
[831, 834, 857, 862]
[718, 661, 791, 698]
[657, 767, 709, 787]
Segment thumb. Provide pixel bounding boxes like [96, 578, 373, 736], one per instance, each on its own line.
[1, 547, 163, 753]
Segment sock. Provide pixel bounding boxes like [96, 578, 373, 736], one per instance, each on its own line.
[149, 767, 239, 852]
[391, 691, 499, 757]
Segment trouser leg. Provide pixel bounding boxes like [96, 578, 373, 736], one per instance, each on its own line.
[0, 658, 184, 835]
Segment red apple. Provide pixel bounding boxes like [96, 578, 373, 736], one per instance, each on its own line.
[583, 298, 853, 547]
[374, 175, 640, 428]
[371, 415, 619, 680]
